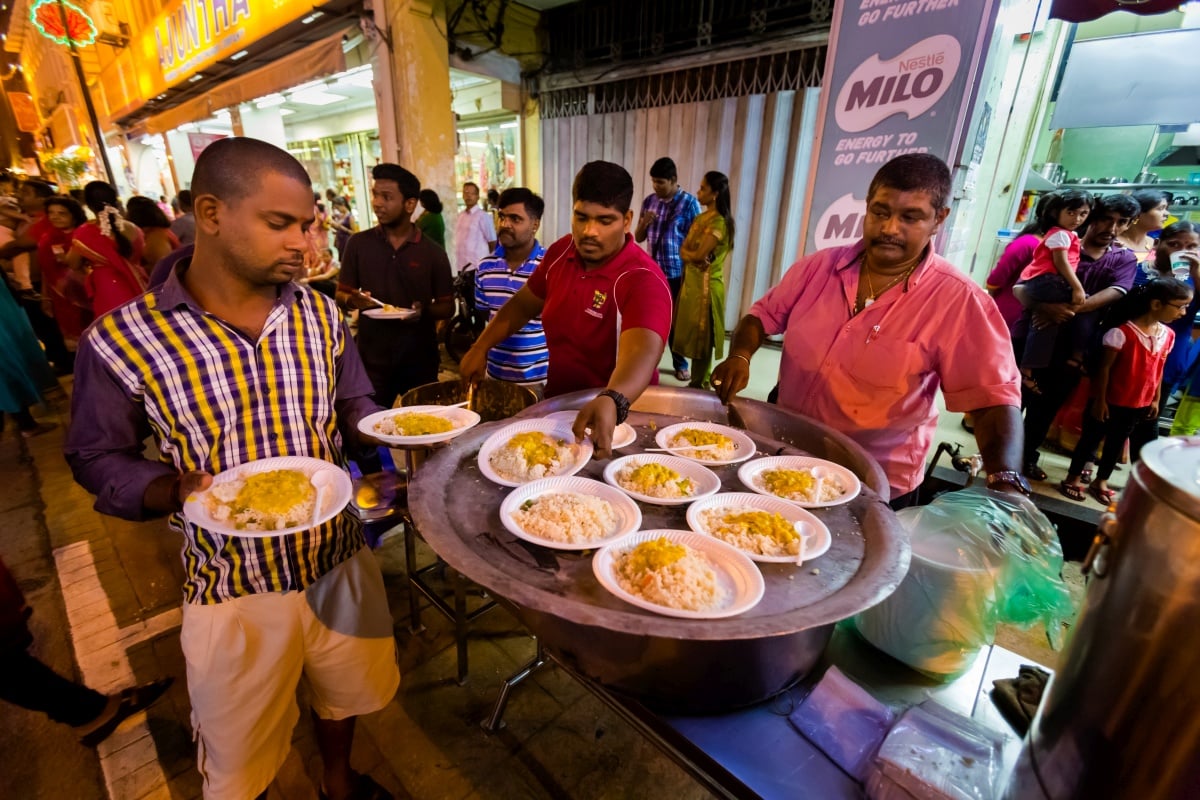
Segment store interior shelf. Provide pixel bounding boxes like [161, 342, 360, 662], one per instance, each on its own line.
[1057, 182, 1200, 190]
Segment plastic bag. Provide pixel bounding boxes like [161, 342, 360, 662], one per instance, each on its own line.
[855, 488, 1076, 679]
[866, 700, 1008, 800]
[788, 665, 897, 781]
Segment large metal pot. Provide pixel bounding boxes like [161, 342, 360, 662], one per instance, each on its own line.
[1006, 437, 1200, 799]
[408, 387, 910, 711]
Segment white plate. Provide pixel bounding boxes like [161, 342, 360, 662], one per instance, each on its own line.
[499, 476, 642, 551]
[654, 422, 757, 465]
[593, 530, 765, 619]
[545, 410, 637, 449]
[685, 492, 832, 564]
[477, 419, 594, 487]
[601, 454, 722, 506]
[358, 405, 481, 446]
[362, 307, 419, 320]
[737, 456, 862, 508]
[182, 456, 353, 538]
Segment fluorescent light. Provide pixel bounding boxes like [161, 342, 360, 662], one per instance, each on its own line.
[301, 11, 324, 23]
[230, 50, 249, 61]
[459, 126, 488, 133]
[255, 93, 286, 108]
[279, 109, 295, 116]
[499, 122, 518, 129]
[289, 90, 346, 106]
[188, 73, 204, 83]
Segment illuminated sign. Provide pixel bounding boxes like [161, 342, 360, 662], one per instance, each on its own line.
[31, 0, 98, 47]
[155, 0, 250, 83]
[134, 0, 317, 96]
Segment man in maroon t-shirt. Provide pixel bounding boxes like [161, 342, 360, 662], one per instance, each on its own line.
[461, 162, 673, 456]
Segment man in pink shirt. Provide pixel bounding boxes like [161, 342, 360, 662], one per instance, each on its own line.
[712, 154, 1026, 507]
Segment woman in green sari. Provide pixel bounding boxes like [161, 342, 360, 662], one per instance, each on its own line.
[675, 171, 734, 389]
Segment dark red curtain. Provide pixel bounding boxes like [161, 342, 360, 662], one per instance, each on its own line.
[1049, 0, 1185, 23]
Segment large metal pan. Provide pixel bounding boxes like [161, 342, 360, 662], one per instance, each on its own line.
[408, 387, 910, 711]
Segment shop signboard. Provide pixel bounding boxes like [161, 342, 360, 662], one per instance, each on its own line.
[801, 0, 998, 254]
[188, 132, 227, 159]
[131, 0, 318, 99]
[7, 92, 40, 133]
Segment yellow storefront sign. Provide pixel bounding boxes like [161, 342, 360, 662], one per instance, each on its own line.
[133, 0, 317, 99]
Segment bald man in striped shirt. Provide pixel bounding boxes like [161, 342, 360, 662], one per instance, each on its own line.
[66, 138, 399, 800]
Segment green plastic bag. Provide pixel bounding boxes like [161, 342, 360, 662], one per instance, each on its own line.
[855, 488, 1077, 679]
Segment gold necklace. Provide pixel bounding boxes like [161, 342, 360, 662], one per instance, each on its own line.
[860, 262, 916, 310]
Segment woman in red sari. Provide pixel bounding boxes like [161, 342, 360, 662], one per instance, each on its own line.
[35, 197, 92, 342]
[67, 182, 147, 317]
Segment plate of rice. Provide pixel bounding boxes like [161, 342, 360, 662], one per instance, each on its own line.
[654, 422, 756, 465]
[499, 476, 642, 550]
[544, 410, 637, 449]
[593, 530, 765, 619]
[182, 456, 353, 538]
[737, 456, 861, 508]
[362, 306, 419, 320]
[685, 493, 832, 564]
[601, 454, 721, 506]
[358, 405, 481, 446]
[478, 420, 594, 487]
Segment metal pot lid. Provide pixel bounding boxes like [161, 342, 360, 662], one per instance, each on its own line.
[1136, 436, 1200, 516]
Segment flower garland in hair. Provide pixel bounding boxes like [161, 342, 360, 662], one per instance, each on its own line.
[97, 203, 123, 239]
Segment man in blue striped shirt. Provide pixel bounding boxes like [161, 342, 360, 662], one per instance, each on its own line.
[635, 157, 701, 382]
[474, 187, 549, 389]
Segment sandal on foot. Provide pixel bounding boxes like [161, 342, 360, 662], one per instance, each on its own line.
[1058, 481, 1087, 502]
[79, 677, 173, 747]
[319, 773, 393, 800]
[1088, 485, 1117, 505]
[1021, 375, 1044, 396]
[1023, 463, 1048, 482]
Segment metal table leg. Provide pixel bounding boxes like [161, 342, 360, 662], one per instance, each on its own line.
[481, 639, 547, 733]
[451, 566, 469, 685]
[402, 510, 425, 634]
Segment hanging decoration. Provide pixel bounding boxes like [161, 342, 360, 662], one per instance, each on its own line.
[30, 0, 97, 47]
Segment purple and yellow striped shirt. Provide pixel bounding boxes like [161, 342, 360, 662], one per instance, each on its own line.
[66, 266, 379, 604]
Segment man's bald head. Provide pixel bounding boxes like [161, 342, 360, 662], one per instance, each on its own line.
[192, 137, 311, 205]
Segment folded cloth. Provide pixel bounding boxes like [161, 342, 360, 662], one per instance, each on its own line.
[991, 664, 1051, 736]
[788, 665, 896, 781]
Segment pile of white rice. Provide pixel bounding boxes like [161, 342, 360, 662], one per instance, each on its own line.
[206, 469, 316, 531]
[614, 538, 726, 611]
[615, 462, 695, 499]
[754, 467, 845, 503]
[668, 429, 738, 461]
[489, 433, 578, 482]
[511, 492, 618, 544]
[699, 507, 802, 557]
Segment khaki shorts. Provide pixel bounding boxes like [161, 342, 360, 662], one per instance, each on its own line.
[180, 547, 400, 800]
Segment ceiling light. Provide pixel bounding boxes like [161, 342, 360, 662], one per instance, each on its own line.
[279, 109, 295, 116]
[289, 90, 345, 106]
[459, 126, 488, 133]
[499, 122, 518, 129]
[255, 93, 286, 108]
[300, 11, 323, 23]
[188, 73, 204, 83]
[230, 50, 249, 61]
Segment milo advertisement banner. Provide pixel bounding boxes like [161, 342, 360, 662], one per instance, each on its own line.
[801, 0, 998, 254]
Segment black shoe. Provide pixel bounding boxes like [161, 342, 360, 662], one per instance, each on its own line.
[1023, 462, 1048, 482]
[78, 678, 173, 747]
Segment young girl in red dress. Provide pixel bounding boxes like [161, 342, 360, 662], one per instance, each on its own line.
[1059, 277, 1193, 504]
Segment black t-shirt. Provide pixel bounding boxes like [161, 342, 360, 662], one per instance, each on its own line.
[340, 226, 453, 365]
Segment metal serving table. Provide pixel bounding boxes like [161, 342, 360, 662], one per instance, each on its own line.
[408, 388, 911, 711]
[562, 625, 1041, 799]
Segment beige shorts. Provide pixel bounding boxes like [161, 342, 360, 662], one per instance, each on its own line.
[180, 547, 400, 800]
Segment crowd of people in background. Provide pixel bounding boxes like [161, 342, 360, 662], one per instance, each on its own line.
[987, 187, 1199, 503]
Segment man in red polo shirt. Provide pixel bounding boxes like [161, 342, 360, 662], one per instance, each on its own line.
[460, 161, 672, 456]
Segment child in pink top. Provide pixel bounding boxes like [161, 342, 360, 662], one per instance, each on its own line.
[1014, 190, 1091, 388]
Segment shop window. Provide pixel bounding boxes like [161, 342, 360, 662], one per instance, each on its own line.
[454, 120, 519, 202]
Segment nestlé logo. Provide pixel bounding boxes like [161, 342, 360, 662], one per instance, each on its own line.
[835, 34, 961, 133]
